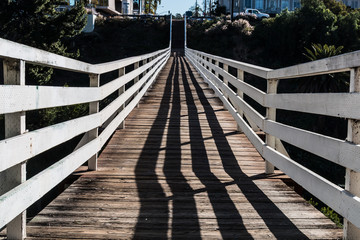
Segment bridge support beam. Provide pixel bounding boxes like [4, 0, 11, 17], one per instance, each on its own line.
[265, 79, 278, 174]
[88, 74, 100, 171]
[344, 67, 360, 239]
[0, 59, 26, 240]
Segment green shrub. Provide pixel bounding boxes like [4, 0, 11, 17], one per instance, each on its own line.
[321, 206, 343, 228]
[308, 198, 343, 228]
[187, 18, 253, 61]
[250, 0, 360, 68]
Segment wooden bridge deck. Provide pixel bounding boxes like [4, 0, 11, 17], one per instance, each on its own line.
[24, 56, 342, 239]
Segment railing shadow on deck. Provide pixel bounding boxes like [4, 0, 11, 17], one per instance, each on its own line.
[134, 57, 176, 238]
[185, 45, 360, 237]
[133, 55, 309, 239]
[181, 56, 309, 239]
[180, 57, 253, 239]
[163, 57, 201, 238]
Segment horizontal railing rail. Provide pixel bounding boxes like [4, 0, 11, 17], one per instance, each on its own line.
[0, 37, 171, 239]
[185, 47, 360, 237]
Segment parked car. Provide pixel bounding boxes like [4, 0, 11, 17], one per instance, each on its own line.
[244, 8, 270, 19]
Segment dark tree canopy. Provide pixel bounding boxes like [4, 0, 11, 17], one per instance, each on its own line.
[0, 0, 87, 56]
[0, 0, 87, 84]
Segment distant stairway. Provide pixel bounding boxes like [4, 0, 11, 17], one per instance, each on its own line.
[171, 20, 184, 54]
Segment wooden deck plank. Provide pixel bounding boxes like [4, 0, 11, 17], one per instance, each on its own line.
[19, 56, 342, 239]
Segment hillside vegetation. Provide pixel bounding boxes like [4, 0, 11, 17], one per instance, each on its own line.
[188, 0, 360, 68]
[187, 0, 358, 212]
[74, 17, 170, 64]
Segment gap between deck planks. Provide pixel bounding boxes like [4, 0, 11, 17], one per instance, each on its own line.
[20, 55, 342, 239]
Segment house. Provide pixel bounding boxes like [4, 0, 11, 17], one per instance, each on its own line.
[65, 0, 142, 15]
[219, 0, 359, 14]
[90, 0, 134, 15]
[341, 0, 359, 8]
[218, 0, 300, 14]
[59, 0, 139, 32]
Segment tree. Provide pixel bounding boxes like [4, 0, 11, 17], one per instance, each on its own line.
[202, 0, 215, 16]
[213, 1, 226, 16]
[203, 0, 207, 16]
[0, 0, 88, 131]
[251, 0, 338, 67]
[189, 0, 202, 17]
[144, 0, 161, 14]
[174, 13, 183, 19]
[323, 0, 348, 15]
[0, 0, 87, 85]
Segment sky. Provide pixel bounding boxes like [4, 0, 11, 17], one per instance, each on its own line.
[156, 0, 195, 15]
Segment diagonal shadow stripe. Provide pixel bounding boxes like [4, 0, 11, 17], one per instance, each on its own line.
[183, 56, 310, 239]
[163, 56, 201, 239]
[133, 57, 176, 239]
[180, 57, 254, 239]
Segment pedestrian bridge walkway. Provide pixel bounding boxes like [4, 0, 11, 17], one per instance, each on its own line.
[23, 56, 341, 239]
[1, 19, 360, 239]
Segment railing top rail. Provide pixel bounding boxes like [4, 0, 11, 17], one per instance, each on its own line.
[185, 46, 360, 234]
[94, 48, 170, 74]
[187, 48, 271, 79]
[269, 50, 360, 79]
[187, 47, 360, 79]
[0, 38, 170, 75]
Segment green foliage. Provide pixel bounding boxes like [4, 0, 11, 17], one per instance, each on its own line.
[303, 43, 343, 60]
[0, 0, 87, 136]
[76, 18, 170, 63]
[333, 11, 360, 50]
[308, 198, 319, 207]
[214, 5, 226, 16]
[187, 18, 253, 61]
[144, 0, 161, 14]
[189, 0, 202, 17]
[0, 0, 87, 85]
[308, 198, 343, 228]
[321, 206, 343, 228]
[251, 0, 360, 68]
[27, 104, 88, 131]
[323, 0, 348, 15]
[296, 43, 348, 93]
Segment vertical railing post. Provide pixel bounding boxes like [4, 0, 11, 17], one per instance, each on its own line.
[265, 79, 278, 174]
[88, 74, 100, 171]
[184, 15, 187, 49]
[215, 60, 219, 77]
[0, 59, 26, 240]
[143, 59, 149, 95]
[223, 64, 229, 99]
[143, 59, 148, 73]
[134, 61, 140, 108]
[170, 14, 172, 49]
[236, 69, 245, 132]
[118, 67, 126, 129]
[344, 68, 360, 239]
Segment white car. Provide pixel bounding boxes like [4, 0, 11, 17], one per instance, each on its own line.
[244, 9, 270, 19]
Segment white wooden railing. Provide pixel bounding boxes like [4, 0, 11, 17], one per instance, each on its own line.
[0, 36, 170, 239]
[185, 47, 360, 239]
